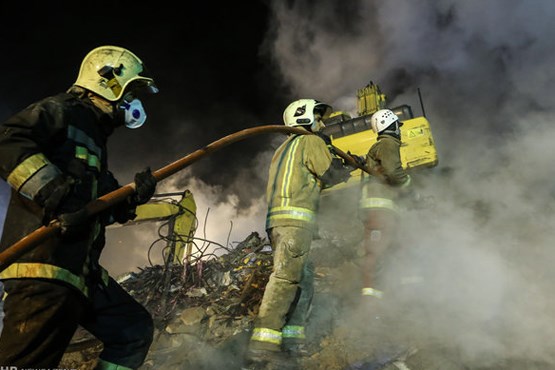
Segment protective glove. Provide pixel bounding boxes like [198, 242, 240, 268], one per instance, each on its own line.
[334, 158, 353, 183]
[34, 175, 74, 223]
[348, 151, 366, 168]
[130, 167, 157, 206]
[57, 208, 90, 241]
[321, 158, 352, 186]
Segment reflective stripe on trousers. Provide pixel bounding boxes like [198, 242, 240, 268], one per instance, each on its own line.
[251, 327, 282, 345]
[359, 197, 399, 213]
[266, 206, 316, 226]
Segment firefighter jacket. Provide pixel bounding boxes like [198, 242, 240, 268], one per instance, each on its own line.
[0, 90, 135, 297]
[359, 134, 411, 212]
[266, 134, 333, 231]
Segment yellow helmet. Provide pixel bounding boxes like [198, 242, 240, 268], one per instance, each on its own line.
[74, 45, 158, 102]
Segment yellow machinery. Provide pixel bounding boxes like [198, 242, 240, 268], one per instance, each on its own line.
[322, 81, 438, 192]
[133, 190, 197, 264]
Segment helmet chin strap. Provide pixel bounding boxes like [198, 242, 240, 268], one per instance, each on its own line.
[384, 122, 401, 139]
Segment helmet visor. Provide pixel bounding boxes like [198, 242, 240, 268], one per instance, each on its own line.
[313, 103, 332, 120]
[126, 79, 159, 98]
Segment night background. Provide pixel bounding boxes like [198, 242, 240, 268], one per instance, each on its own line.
[4, 1, 555, 365]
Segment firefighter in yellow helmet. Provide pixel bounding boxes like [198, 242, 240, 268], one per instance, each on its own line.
[0, 46, 158, 369]
[245, 99, 356, 369]
[358, 109, 412, 301]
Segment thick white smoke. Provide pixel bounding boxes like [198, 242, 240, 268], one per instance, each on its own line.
[265, 0, 555, 366]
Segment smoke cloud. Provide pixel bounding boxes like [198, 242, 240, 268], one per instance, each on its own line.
[263, 0, 555, 366]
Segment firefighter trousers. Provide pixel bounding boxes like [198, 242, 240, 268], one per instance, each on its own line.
[0, 277, 153, 369]
[360, 208, 398, 291]
[251, 226, 314, 351]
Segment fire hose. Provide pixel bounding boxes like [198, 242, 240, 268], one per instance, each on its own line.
[0, 125, 373, 273]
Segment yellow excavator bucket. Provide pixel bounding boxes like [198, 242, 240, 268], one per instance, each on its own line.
[173, 192, 197, 264]
[134, 190, 197, 264]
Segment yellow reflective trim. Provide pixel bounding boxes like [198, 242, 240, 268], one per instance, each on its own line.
[95, 359, 133, 370]
[88, 156, 100, 170]
[282, 325, 305, 339]
[6, 153, 49, 190]
[251, 327, 282, 345]
[359, 197, 398, 212]
[267, 206, 316, 223]
[75, 146, 100, 171]
[280, 137, 301, 207]
[0, 262, 89, 296]
[361, 287, 384, 298]
[75, 146, 87, 159]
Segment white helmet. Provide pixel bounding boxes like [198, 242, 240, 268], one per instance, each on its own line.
[370, 109, 400, 133]
[74, 45, 158, 102]
[283, 99, 332, 129]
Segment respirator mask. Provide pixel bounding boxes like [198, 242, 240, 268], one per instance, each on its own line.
[119, 97, 147, 129]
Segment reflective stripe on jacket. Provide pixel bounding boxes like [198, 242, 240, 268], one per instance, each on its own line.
[266, 134, 332, 230]
[0, 91, 127, 296]
[359, 134, 410, 211]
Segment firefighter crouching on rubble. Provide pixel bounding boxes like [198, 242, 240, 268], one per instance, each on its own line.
[245, 99, 356, 368]
[0, 45, 158, 369]
[357, 109, 414, 301]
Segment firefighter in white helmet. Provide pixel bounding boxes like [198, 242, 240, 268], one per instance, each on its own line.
[0, 45, 158, 369]
[245, 99, 356, 368]
[357, 109, 412, 301]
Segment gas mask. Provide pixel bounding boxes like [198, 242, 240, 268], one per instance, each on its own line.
[119, 98, 147, 129]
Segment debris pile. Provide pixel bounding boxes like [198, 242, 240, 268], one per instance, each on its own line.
[122, 231, 273, 328]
